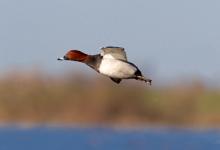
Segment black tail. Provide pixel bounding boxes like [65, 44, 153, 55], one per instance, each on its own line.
[135, 69, 143, 77]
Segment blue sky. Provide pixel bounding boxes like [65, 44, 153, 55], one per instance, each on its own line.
[0, 0, 220, 84]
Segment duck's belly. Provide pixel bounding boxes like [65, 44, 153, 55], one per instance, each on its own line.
[99, 59, 137, 78]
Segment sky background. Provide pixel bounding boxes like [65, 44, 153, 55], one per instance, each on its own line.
[0, 0, 219, 85]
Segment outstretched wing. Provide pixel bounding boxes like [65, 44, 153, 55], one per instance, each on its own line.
[100, 46, 127, 61]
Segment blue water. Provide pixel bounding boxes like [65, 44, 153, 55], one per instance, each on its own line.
[0, 126, 220, 150]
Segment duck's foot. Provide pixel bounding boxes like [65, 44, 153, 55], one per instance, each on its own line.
[136, 76, 152, 85]
[145, 79, 152, 85]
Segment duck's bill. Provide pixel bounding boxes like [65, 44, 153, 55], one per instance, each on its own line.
[57, 57, 64, 61]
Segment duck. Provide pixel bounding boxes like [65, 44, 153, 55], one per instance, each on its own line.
[58, 46, 152, 85]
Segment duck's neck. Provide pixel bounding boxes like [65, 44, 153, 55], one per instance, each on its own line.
[84, 54, 102, 71]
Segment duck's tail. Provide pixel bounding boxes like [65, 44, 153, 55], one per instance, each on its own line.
[136, 76, 152, 85]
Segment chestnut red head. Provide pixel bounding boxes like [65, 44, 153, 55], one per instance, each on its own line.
[58, 50, 88, 62]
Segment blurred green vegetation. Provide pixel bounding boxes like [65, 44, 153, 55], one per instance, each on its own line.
[0, 71, 220, 127]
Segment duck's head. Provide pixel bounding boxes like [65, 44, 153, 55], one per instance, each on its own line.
[58, 50, 88, 62]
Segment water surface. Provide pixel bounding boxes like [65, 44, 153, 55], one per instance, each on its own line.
[0, 126, 220, 150]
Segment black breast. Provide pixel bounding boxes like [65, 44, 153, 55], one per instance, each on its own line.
[85, 54, 102, 72]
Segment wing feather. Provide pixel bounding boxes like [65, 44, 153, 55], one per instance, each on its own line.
[100, 46, 127, 60]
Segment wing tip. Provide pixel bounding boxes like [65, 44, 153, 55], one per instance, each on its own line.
[101, 46, 124, 50]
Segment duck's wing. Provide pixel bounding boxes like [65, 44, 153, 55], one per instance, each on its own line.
[110, 77, 122, 84]
[100, 46, 127, 61]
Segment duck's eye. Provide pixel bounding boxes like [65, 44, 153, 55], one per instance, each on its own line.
[63, 56, 69, 60]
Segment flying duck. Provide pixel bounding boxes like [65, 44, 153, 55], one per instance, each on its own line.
[58, 46, 152, 85]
